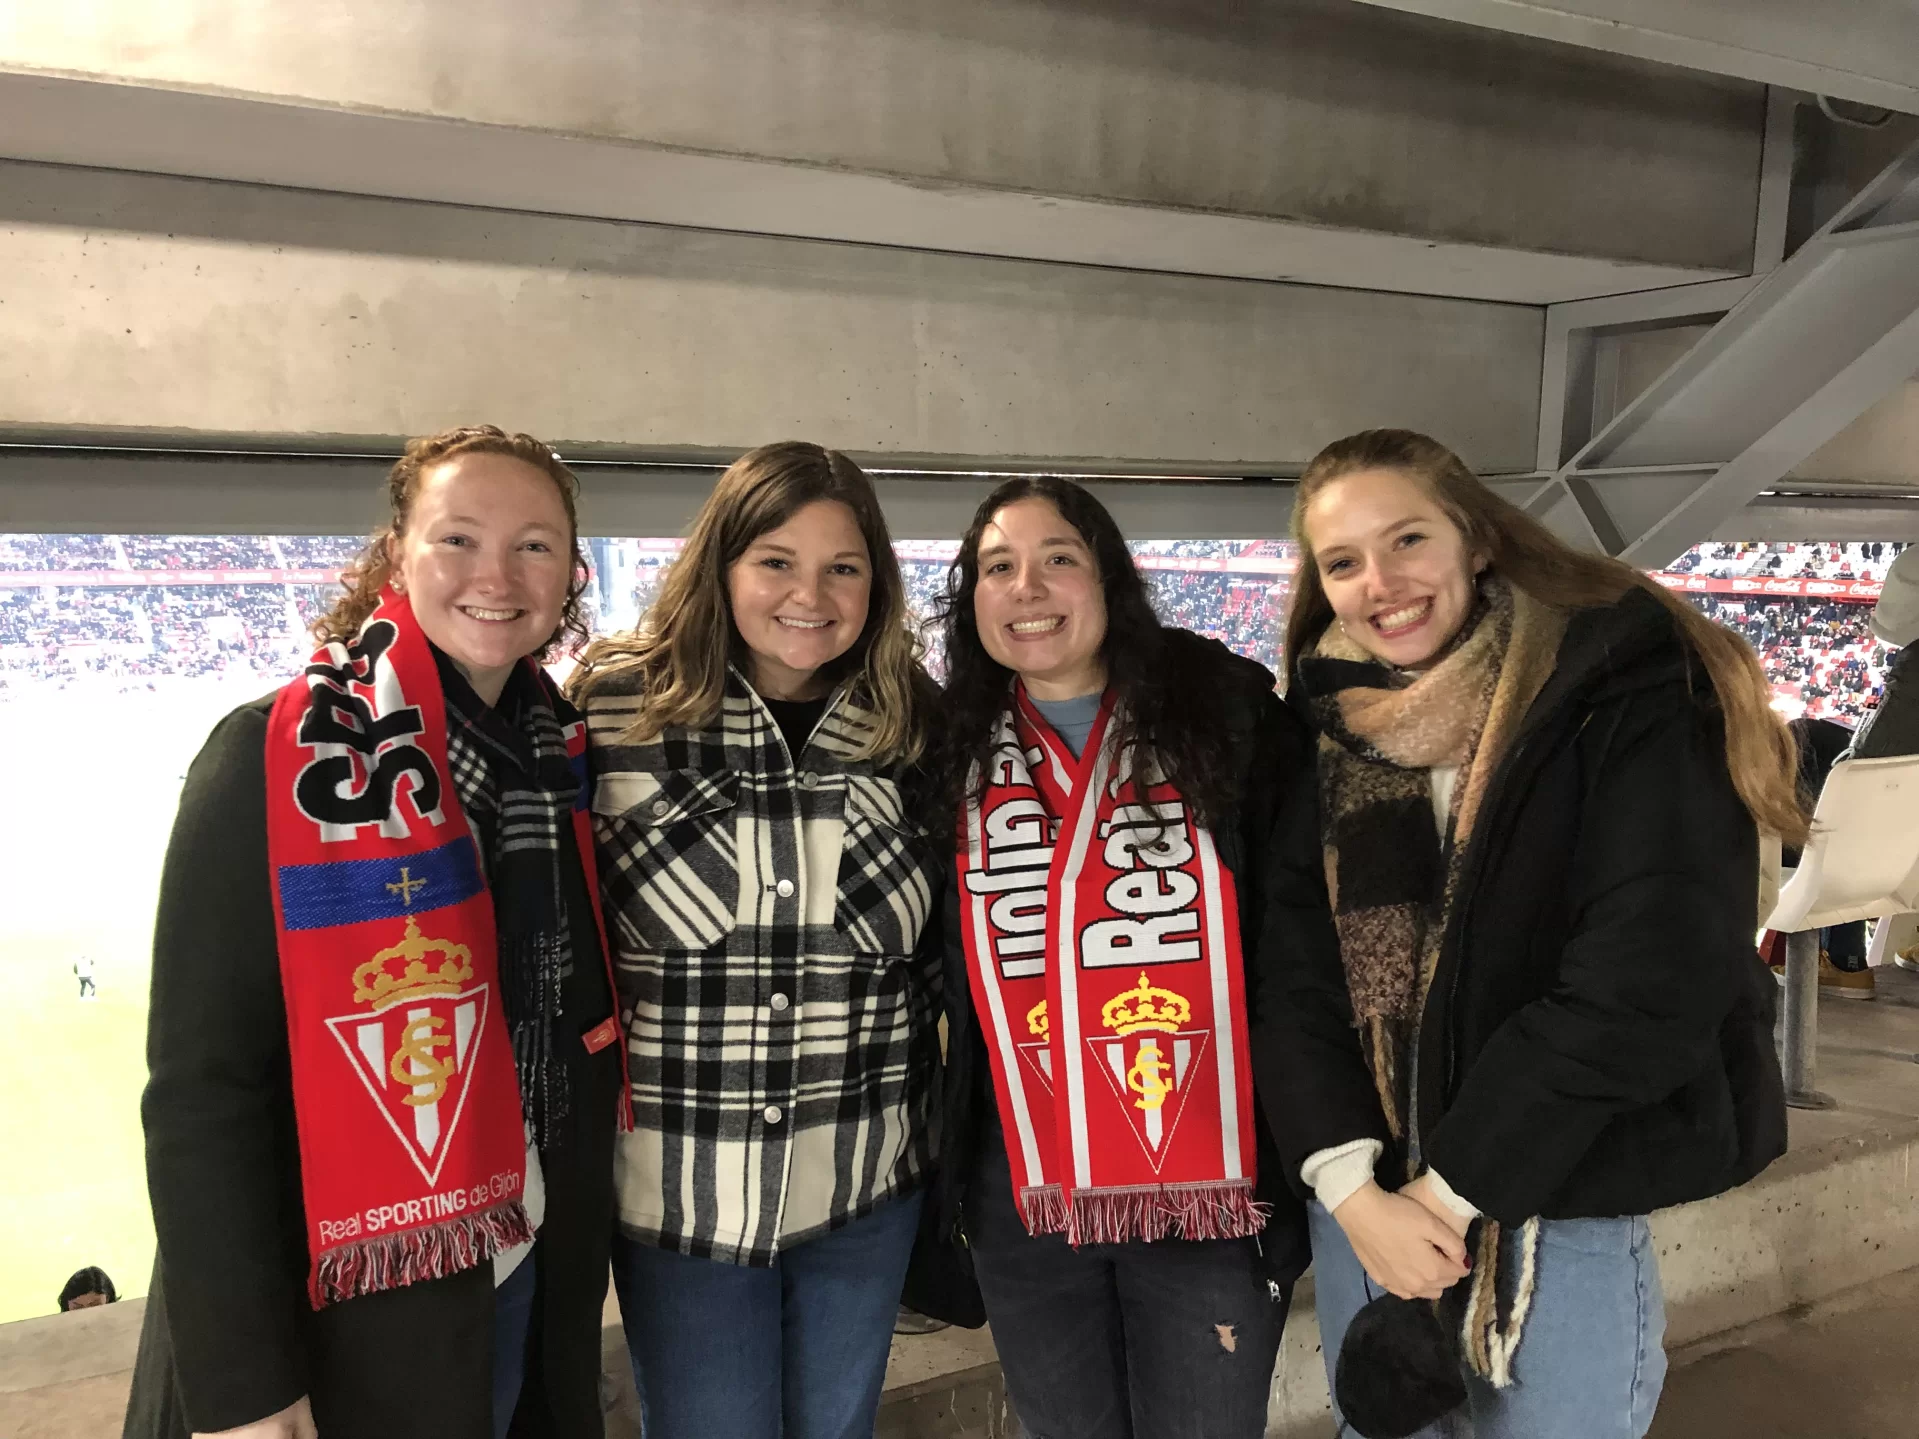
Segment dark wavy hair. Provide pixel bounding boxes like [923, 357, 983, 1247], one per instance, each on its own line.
[934, 476, 1238, 826]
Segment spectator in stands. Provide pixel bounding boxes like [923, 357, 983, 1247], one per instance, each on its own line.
[1847, 548, 1919, 976]
[1851, 547, 1919, 763]
[59, 1267, 117, 1311]
[125, 426, 627, 1439]
[1766, 717, 1873, 998]
[928, 477, 1309, 1439]
[1257, 429, 1800, 1439]
[571, 443, 942, 1439]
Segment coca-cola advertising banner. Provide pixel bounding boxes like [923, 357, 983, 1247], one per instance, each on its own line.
[1650, 572, 1882, 603]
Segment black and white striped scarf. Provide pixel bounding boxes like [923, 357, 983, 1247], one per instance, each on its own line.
[439, 654, 580, 1150]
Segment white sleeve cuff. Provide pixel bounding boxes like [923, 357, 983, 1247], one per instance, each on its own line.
[1301, 1139, 1385, 1214]
[1423, 1166, 1480, 1222]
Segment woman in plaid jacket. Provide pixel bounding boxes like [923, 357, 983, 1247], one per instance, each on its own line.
[570, 442, 944, 1439]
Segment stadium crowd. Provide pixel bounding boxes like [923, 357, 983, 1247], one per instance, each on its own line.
[120, 536, 280, 570]
[1690, 595, 1886, 724]
[0, 534, 121, 571]
[1671, 539, 1909, 582]
[0, 533, 1900, 729]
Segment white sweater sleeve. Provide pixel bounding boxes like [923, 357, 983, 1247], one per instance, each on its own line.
[1422, 1166, 1481, 1222]
[1301, 1138, 1385, 1214]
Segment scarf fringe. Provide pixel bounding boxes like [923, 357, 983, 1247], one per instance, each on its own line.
[1019, 1183, 1069, 1235]
[1459, 1215, 1541, 1389]
[505, 930, 571, 1149]
[1023, 1181, 1268, 1246]
[310, 1199, 534, 1308]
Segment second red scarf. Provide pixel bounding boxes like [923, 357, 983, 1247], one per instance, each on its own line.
[958, 688, 1263, 1244]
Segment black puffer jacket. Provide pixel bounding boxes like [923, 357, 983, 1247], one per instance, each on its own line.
[1851, 642, 1919, 760]
[125, 692, 620, 1439]
[1252, 589, 1788, 1225]
[921, 630, 1316, 1318]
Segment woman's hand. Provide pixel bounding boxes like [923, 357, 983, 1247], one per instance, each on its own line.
[193, 1396, 317, 1439]
[1331, 1180, 1472, 1300]
[1399, 1171, 1474, 1240]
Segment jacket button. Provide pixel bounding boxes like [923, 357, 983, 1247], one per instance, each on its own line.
[650, 799, 670, 818]
[770, 993, 791, 1012]
[800, 771, 820, 789]
[775, 878, 795, 898]
[763, 1105, 784, 1125]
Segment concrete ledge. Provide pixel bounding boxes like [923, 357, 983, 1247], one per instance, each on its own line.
[10, 978, 1919, 1438]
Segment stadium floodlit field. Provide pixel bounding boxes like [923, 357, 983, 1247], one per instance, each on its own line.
[0, 672, 286, 1322]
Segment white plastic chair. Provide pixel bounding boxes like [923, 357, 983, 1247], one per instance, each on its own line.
[1763, 752, 1919, 1106]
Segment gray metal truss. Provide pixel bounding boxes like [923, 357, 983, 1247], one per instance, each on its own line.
[1343, 0, 1919, 115]
[1523, 102, 1919, 565]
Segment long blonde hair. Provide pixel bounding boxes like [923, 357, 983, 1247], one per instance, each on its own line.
[570, 442, 929, 764]
[1285, 429, 1808, 846]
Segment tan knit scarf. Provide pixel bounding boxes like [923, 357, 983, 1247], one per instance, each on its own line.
[1305, 576, 1567, 1386]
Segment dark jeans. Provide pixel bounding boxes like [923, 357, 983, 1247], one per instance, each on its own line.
[490, 1247, 539, 1439]
[1826, 920, 1868, 972]
[966, 1124, 1288, 1439]
[609, 1191, 922, 1439]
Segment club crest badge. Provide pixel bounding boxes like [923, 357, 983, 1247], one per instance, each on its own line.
[324, 866, 491, 1185]
[1017, 998, 1056, 1095]
[1086, 972, 1211, 1171]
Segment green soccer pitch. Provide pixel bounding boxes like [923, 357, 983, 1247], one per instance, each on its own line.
[0, 673, 280, 1323]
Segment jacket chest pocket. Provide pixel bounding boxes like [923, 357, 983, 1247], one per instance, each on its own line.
[592, 769, 740, 953]
[835, 774, 934, 958]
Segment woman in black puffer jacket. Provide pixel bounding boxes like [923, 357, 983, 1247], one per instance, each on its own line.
[1254, 428, 1799, 1439]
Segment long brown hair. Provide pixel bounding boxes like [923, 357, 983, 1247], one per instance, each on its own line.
[569, 441, 929, 764]
[1285, 428, 1808, 845]
[315, 425, 592, 658]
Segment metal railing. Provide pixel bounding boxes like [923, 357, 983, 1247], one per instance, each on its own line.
[1776, 929, 1836, 1110]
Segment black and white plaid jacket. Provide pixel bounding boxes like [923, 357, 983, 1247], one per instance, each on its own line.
[584, 667, 943, 1266]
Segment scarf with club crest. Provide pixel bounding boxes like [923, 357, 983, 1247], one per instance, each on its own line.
[957, 686, 1264, 1245]
[265, 587, 617, 1307]
[1302, 576, 1567, 1387]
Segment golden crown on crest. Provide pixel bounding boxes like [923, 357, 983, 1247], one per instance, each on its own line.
[1026, 999, 1050, 1041]
[352, 917, 475, 1008]
[1101, 972, 1191, 1036]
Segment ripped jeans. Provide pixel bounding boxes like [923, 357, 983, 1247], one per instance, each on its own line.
[966, 1123, 1289, 1439]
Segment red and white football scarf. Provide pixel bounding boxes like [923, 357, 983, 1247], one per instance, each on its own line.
[957, 687, 1263, 1244]
[265, 589, 600, 1307]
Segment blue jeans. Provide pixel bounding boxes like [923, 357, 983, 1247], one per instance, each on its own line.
[609, 1190, 923, 1439]
[490, 1247, 539, 1439]
[1308, 1200, 1667, 1439]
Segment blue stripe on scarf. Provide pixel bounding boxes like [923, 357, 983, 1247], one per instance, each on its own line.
[277, 836, 485, 931]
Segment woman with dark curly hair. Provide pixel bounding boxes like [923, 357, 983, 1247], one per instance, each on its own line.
[125, 426, 627, 1439]
[927, 476, 1311, 1439]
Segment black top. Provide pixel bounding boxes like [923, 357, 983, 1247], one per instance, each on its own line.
[1253, 590, 1788, 1226]
[1852, 643, 1919, 760]
[124, 695, 621, 1439]
[762, 693, 832, 763]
